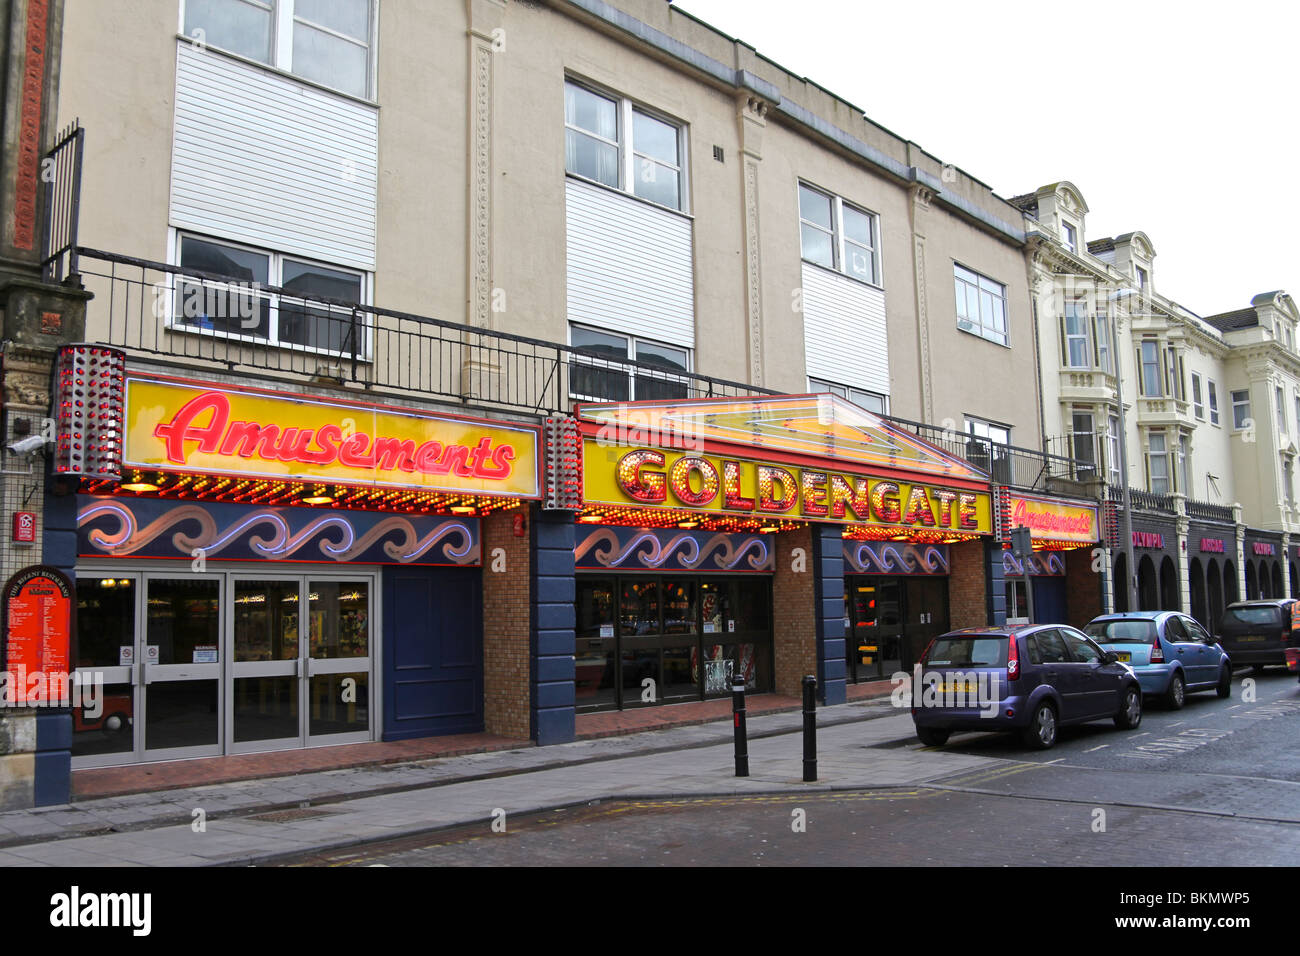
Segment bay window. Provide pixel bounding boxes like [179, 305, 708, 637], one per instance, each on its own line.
[1147, 430, 1170, 494]
[1062, 300, 1091, 367]
[1139, 340, 1161, 396]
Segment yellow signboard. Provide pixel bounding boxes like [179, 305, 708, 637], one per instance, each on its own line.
[583, 440, 993, 533]
[1008, 493, 1098, 544]
[124, 377, 541, 498]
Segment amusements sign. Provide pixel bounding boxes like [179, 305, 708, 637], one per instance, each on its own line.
[2, 566, 74, 705]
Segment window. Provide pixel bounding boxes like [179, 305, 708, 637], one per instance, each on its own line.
[1062, 300, 1091, 368]
[1208, 381, 1220, 425]
[1231, 390, 1251, 430]
[1191, 373, 1204, 419]
[1165, 346, 1184, 401]
[1136, 265, 1148, 290]
[174, 233, 367, 355]
[1178, 434, 1190, 495]
[1278, 386, 1287, 433]
[569, 324, 690, 402]
[1061, 221, 1077, 253]
[564, 79, 685, 211]
[1285, 457, 1295, 508]
[1294, 392, 1299, 437]
[1106, 414, 1121, 486]
[1147, 430, 1170, 494]
[797, 183, 879, 285]
[809, 378, 887, 416]
[954, 265, 1008, 346]
[1138, 340, 1161, 397]
[1071, 409, 1097, 479]
[1094, 313, 1113, 374]
[183, 0, 375, 99]
[965, 417, 1011, 483]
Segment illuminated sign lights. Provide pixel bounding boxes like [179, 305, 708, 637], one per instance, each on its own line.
[584, 442, 993, 534]
[1006, 493, 1098, 545]
[123, 376, 541, 498]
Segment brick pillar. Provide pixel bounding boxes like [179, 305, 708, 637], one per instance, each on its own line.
[772, 526, 815, 698]
[1064, 546, 1104, 627]
[950, 539, 991, 629]
[481, 505, 530, 738]
[811, 525, 846, 705]
[531, 509, 574, 745]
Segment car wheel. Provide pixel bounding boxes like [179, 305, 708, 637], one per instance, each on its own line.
[916, 727, 949, 747]
[1216, 665, 1232, 699]
[1020, 702, 1058, 750]
[1164, 671, 1186, 710]
[1114, 686, 1142, 729]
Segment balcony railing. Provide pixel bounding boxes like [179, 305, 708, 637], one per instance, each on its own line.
[1185, 498, 1235, 523]
[75, 248, 774, 416]
[1108, 485, 1175, 514]
[881, 416, 1092, 491]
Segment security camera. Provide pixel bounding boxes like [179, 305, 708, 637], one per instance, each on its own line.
[7, 434, 50, 456]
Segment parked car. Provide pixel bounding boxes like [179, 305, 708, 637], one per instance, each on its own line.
[911, 624, 1142, 750]
[1215, 599, 1298, 670]
[1084, 611, 1231, 709]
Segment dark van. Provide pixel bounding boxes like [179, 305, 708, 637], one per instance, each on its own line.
[1216, 599, 1298, 668]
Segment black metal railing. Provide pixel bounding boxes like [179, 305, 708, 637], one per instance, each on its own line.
[76, 248, 775, 416]
[1185, 498, 1234, 523]
[883, 415, 1091, 490]
[1108, 485, 1176, 514]
[40, 121, 84, 282]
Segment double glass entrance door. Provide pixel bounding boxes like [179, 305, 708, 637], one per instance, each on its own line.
[72, 570, 373, 767]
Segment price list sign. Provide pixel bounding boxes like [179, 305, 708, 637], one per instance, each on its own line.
[3, 566, 74, 705]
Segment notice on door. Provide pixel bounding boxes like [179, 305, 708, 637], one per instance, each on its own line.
[2, 566, 75, 706]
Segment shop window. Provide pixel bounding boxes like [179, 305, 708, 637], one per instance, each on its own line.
[798, 182, 880, 285]
[173, 233, 368, 357]
[565, 79, 686, 211]
[183, 0, 376, 99]
[568, 324, 691, 402]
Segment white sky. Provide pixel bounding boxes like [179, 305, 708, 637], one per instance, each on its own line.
[674, 0, 1298, 318]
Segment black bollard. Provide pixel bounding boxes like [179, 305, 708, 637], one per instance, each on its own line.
[732, 676, 749, 777]
[802, 674, 817, 782]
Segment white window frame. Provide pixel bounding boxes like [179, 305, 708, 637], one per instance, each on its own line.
[1208, 380, 1220, 426]
[1106, 414, 1121, 487]
[568, 323, 693, 403]
[1094, 313, 1113, 374]
[167, 229, 372, 360]
[1061, 221, 1077, 254]
[180, 0, 378, 100]
[954, 264, 1008, 347]
[1062, 299, 1092, 368]
[563, 77, 689, 214]
[1071, 408, 1097, 477]
[797, 182, 881, 286]
[808, 378, 888, 416]
[1147, 430, 1170, 495]
[1277, 385, 1287, 433]
[1231, 390, 1251, 430]
[1191, 372, 1204, 420]
[1138, 340, 1162, 397]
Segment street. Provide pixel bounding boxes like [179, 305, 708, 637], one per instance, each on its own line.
[275, 669, 1300, 867]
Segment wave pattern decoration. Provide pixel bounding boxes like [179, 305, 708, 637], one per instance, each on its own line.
[1001, 551, 1067, 577]
[575, 528, 773, 571]
[845, 542, 949, 575]
[76, 498, 480, 565]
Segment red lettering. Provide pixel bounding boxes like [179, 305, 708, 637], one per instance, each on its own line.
[903, 485, 936, 527]
[477, 443, 516, 478]
[723, 461, 755, 512]
[154, 391, 231, 463]
[374, 437, 417, 472]
[413, 441, 444, 472]
[338, 433, 374, 468]
[828, 475, 870, 521]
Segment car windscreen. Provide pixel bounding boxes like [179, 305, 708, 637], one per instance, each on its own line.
[1222, 607, 1281, 628]
[924, 637, 1007, 667]
[1083, 620, 1157, 644]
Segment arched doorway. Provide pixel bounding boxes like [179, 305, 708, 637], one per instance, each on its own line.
[1138, 555, 1158, 610]
[1225, 560, 1238, 604]
[1189, 557, 1207, 626]
[1113, 552, 1129, 612]
[1207, 559, 1224, 629]
[1246, 561, 1258, 600]
[1271, 561, 1283, 598]
[1160, 556, 1178, 610]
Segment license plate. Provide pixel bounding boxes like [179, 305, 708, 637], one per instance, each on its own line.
[938, 682, 976, 695]
[1115, 652, 1131, 662]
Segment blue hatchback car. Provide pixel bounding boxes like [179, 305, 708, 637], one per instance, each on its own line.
[1083, 611, 1232, 709]
[912, 624, 1143, 750]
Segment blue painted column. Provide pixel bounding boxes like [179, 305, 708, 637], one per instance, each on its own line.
[34, 477, 78, 806]
[531, 510, 575, 745]
[987, 540, 1008, 626]
[811, 525, 846, 705]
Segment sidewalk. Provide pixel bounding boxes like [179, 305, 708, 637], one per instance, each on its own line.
[0, 690, 984, 867]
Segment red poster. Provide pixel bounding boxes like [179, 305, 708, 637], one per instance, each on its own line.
[3, 566, 74, 705]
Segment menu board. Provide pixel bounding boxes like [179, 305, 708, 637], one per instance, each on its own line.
[3, 566, 74, 705]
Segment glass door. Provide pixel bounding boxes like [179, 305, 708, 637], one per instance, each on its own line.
[72, 576, 139, 766]
[141, 576, 222, 760]
[230, 577, 302, 753]
[305, 579, 371, 746]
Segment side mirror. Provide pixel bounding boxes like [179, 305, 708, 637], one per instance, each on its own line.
[1103, 651, 1119, 664]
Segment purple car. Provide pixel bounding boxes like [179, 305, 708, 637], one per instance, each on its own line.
[911, 624, 1143, 750]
